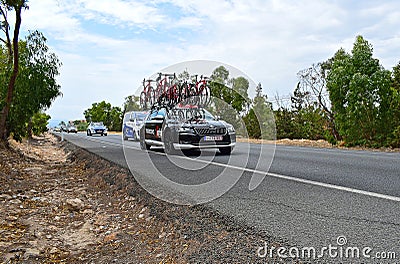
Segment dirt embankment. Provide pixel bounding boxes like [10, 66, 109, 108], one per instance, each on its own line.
[0, 135, 289, 263]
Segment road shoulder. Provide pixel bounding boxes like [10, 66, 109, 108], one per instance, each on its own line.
[0, 134, 289, 263]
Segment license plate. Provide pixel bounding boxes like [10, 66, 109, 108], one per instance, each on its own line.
[204, 136, 223, 141]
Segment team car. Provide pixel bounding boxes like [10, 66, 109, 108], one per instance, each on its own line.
[66, 124, 78, 133]
[140, 107, 236, 155]
[87, 122, 108, 136]
[122, 111, 148, 141]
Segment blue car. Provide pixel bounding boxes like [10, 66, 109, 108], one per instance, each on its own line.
[122, 111, 148, 141]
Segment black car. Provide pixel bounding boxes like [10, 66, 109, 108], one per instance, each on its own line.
[140, 107, 236, 155]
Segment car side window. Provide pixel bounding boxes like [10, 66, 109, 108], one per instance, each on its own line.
[123, 113, 130, 122]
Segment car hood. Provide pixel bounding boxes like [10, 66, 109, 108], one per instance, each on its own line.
[183, 119, 227, 127]
[92, 125, 106, 129]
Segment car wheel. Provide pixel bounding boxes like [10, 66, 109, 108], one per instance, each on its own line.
[219, 147, 232, 155]
[164, 130, 176, 155]
[104, 133, 107, 136]
[140, 138, 150, 150]
[182, 149, 200, 157]
[87, 130, 91, 136]
[123, 133, 128, 141]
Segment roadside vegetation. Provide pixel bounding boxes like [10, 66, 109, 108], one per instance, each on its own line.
[206, 36, 400, 149]
[0, 1, 61, 144]
[275, 36, 400, 148]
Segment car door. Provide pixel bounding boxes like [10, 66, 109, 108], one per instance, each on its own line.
[144, 109, 164, 142]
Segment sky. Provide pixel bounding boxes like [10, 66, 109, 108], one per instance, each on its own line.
[15, 0, 400, 124]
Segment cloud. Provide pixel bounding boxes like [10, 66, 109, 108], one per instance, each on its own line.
[18, 0, 400, 121]
[75, 0, 165, 28]
[23, 0, 81, 38]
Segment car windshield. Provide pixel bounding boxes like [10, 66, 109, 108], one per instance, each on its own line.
[203, 110, 216, 121]
[149, 109, 166, 119]
[123, 113, 131, 122]
[171, 108, 216, 121]
[136, 113, 147, 121]
[188, 109, 216, 120]
[93, 122, 104, 126]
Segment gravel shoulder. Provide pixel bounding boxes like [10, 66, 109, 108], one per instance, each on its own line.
[0, 134, 290, 263]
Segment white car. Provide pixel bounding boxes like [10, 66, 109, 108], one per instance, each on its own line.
[122, 111, 148, 140]
[67, 124, 78, 133]
[87, 122, 108, 136]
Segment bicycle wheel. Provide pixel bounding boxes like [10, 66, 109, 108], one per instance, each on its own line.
[181, 82, 190, 105]
[140, 91, 147, 109]
[177, 109, 185, 120]
[167, 86, 175, 107]
[147, 87, 155, 107]
[199, 85, 210, 107]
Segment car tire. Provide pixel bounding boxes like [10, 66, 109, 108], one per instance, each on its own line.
[140, 138, 150, 150]
[87, 130, 92, 136]
[123, 133, 128, 141]
[219, 147, 232, 155]
[182, 149, 200, 157]
[104, 133, 107, 136]
[164, 130, 176, 155]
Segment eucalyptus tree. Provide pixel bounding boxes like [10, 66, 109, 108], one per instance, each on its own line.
[327, 36, 392, 146]
[0, 0, 28, 141]
[6, 30, 62, 141]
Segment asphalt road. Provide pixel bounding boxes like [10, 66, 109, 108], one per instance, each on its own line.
[60, 132, 400, 262]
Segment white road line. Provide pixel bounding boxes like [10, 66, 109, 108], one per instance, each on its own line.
[276, 145, 400, 159]
[162, 153, 400, 203]
[67, 134, 400, 203]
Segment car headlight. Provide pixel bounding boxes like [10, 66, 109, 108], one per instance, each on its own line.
[227, 124, 235, 133]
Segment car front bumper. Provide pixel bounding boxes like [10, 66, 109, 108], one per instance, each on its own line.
[174, 132, 236, 150]
[91, 129, 106, 134]
[173, 142, 236, 150]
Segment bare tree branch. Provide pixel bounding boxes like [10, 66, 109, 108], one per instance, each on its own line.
[0, 4, 12, 62]
[297, 63, 341, 140]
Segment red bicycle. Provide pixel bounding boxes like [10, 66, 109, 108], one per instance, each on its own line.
[190, 75, 210, 107]
[144, 72, 212, 109]
[140, 78, 155, 109]
[156, 73, 179, 106]
[165, 73, 180, 107]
